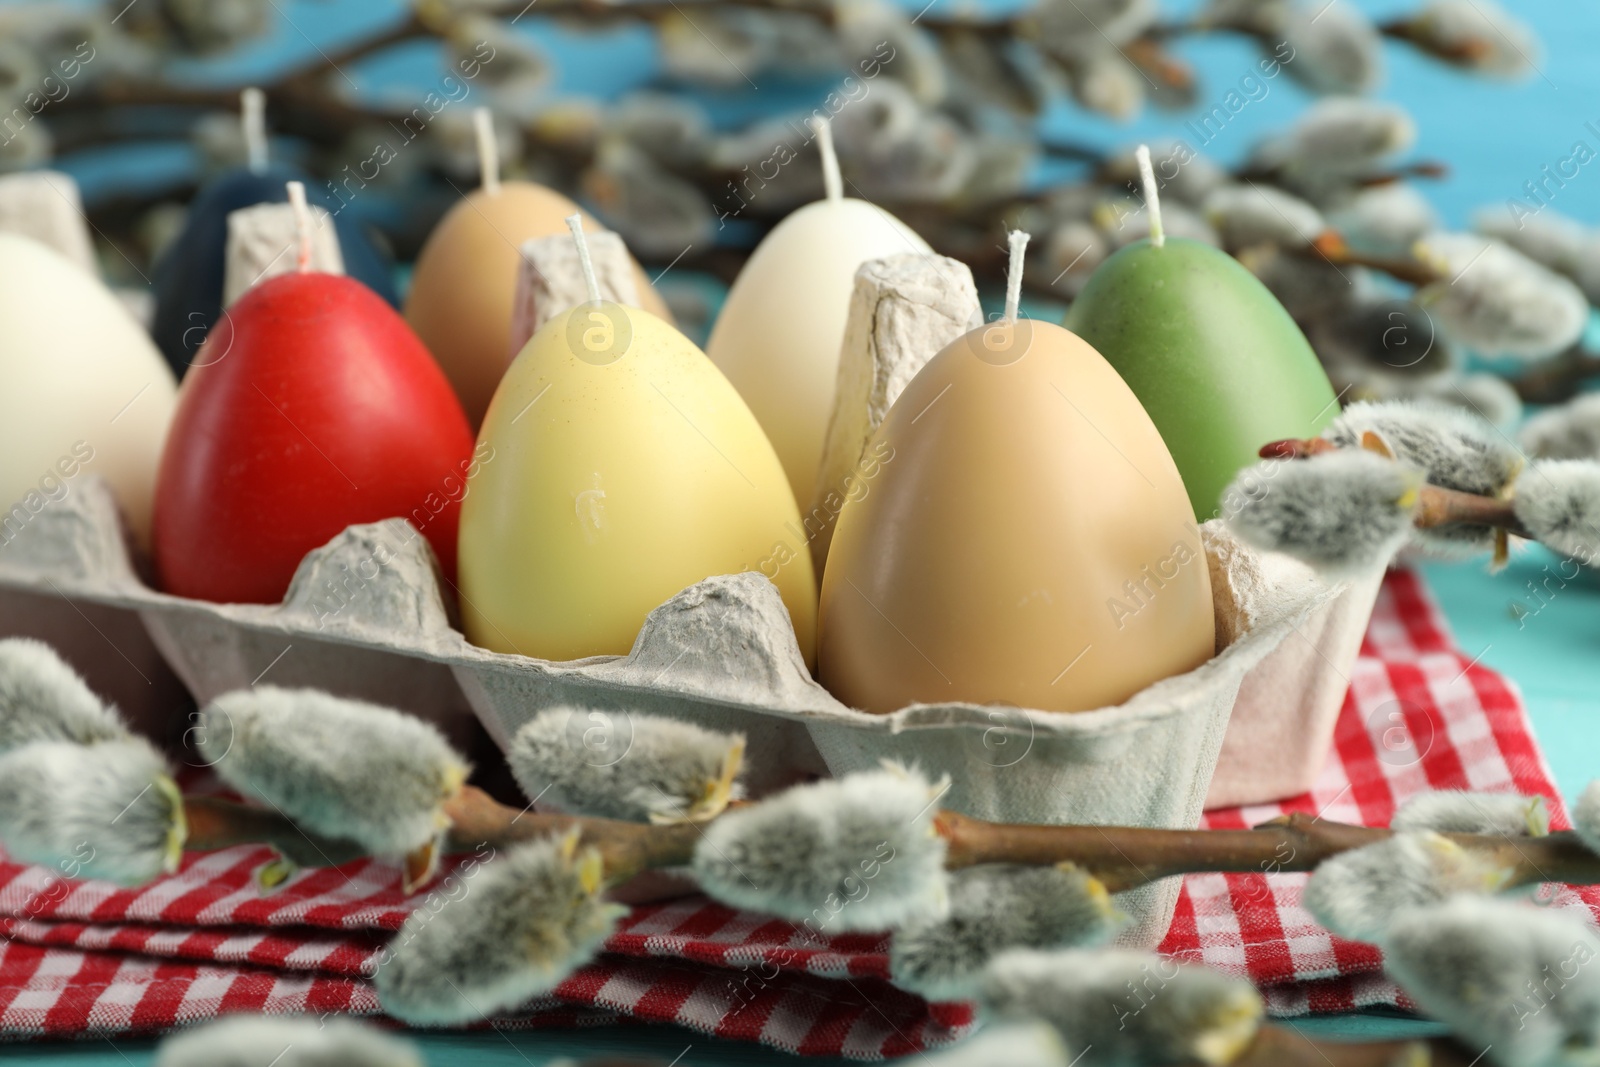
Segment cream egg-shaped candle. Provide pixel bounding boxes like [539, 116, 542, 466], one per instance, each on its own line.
[706, 118, 930, 508]
[459, 218, 818, 665]
[0, 233, 178, 546]
[405, 109, 673, 429]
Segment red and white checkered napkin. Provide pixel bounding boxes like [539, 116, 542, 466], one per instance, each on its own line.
[1161, 569, 1600, 1014]
[0, 569, 1593, 1056]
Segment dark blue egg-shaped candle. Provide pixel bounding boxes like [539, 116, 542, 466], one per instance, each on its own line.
[150, 164, 398, 377]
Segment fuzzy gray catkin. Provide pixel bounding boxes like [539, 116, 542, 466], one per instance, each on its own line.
[1512, 461, 1600, 563]
[1202, 184, 1326, 251]
[0, 738, 181, 886]
[1222, 450, 1419, 578]
[980, 948, 1264, 1067]
[1326, 399, 1522, 555]
[1326, 399, 1522, 496]
[1302, 831, 1516, 943]
[890, 864, 1124, 1000]
[1384, 896, 1600, 1067]
[374, 833, 625, 1025]
[1571, 781, 1600, 857]
[692, 764, 949, 934]
[1391, 791, 1549, 837]
[1414, 233, 1588, 362]
[916, 1021, 1069, 1067]
[1521, 395, 1600, 461]
[509, 707, 743, 823]
[0, 638, 128, 755]
[197, 687, 469, 858]
[154, 1015, 424, 1067]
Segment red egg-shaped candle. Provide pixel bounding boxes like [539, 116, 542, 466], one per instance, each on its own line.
[153, 271, 476, 604]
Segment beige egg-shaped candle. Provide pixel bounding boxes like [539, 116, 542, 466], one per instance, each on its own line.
[404, 109, 672, 428]
[459, 219, 818, 666]
[818, 233, 1214, 715]
[0, 233, 178, 546]
[706, 118, 929, 509]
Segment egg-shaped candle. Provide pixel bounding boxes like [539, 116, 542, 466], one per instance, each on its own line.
[0, 233, 178, 547]
[405, 109, 672, 429]
[705, 118, 930, 509]
[153, 184, 475, 604]
[818, 233, 1214, 714]
[459, 218, 818, 665]
[1062, 146, 1339, 520]
[151, 89, 398, 378]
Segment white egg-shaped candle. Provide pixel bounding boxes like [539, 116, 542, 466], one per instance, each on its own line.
[0, 233, 178, 546]
[705, 118, 930, 508]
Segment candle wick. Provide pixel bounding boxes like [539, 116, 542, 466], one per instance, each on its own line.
[242, 87, 267, 175]
[286, 180, 313, 274]
[475, 107, 500, 196]
[809, 115, 843, 204]
[1135, 143, 1164, 249]
[1004, 229, 1029, 325]
[566, 213, 601, 305]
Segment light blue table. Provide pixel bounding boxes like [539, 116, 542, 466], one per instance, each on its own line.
[7, 0, 1600, 1061]
[7, 552, 1587, 1063]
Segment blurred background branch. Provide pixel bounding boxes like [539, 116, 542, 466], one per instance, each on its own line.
[4, 0, 1596, 412]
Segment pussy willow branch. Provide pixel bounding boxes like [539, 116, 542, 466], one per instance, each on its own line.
[1301, 237, 1446, 288]
[1255, 440, 1535, 540]
[183, 787, 1600, 897]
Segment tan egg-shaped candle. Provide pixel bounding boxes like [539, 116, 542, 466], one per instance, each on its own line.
[817, 279, 1214, 714]
[404, 113, 671, 428]
[706, 121, 929, 509]
[458, 285, 818, 666]
[0, 233, 178, 547]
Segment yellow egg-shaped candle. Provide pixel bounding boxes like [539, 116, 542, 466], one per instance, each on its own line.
[404, 113, 672, 428]
[818, 235, 1214, 714]
[0, 233, 178, 546]
[459, 296, 818, 665]
[706, 121, 929, 508]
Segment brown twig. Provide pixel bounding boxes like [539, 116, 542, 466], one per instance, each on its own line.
[1259, 437, 1340, 459]
[184, 788, 1600, 898]
[1378, 18, 1497, 69]
[937, 809, 1595, 893]
[1303, 235, 1445, 288]
[1411, 485, 1530, 539]
[1239, 1027, 1478, 1067]
[1509, 345, 1600, 404]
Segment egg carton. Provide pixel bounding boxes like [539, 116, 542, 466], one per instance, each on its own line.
[0, 477, 1352, 946]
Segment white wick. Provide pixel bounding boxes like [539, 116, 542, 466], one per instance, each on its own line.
[1004, 229, 1029, 325]
[286, 181, 313, 273]
[242, 87, 268, 175]
[1135, 143, 1164, 248]
[475, 107, 500, 196]
[809, 115, 843, 204]
[566, 213, 601, 304]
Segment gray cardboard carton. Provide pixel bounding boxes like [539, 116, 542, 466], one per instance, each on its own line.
[0, 478, 1332, 945]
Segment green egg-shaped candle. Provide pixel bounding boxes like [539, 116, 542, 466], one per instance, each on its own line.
[1062, 148, 1338, 520]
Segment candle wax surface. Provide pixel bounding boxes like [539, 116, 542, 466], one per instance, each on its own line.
[403, 182, 673, 429]
[1062, 237, 1339, 520]
[705, 197, 930, 510]
[818, 318, 1215, 715]
[150, 164, 398, 378]
[153, 272, 475, 605]
[459, 301, 818, 666]
[0, 233, 178, 548]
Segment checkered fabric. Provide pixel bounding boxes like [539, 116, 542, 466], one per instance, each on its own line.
[1, 570, 1590, 1055]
